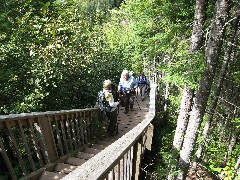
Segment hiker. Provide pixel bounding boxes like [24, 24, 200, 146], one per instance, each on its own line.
[118, 70, 135, 114]
[129, 71, 138, 108]
[96, 79, 119, 136]
[138, 72, 148, 101]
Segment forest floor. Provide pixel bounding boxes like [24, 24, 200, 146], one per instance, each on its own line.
[187, 163, 221, 180]
[139, 150, 221, 180]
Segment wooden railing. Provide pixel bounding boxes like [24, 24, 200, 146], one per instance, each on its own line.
[62, 83, 156, 180]
[0, 108, 99, 180]
[0, 82, 156, 180]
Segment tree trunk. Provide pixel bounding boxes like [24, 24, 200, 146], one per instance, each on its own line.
[164, 83, 170, 111]
[168, 1, 206, 179]
[194, 10, 239, 166]
[177, 0, 229, 179]
[224, 128, 239, 163]
[173, 86, 194, 151]
[234, 155, 240, 179]
[189, 0, 206, 52]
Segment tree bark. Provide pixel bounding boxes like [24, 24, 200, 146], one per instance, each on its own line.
[224, 129, 239, 163]
[164, 83, 170, 112]
[168, 1, 206, 179]
[234, 155, 240, 179]
[194, 10, 239, 166]
[189, 0, 206, 52]
[173, 86, 194, 151]
[177, 0, 229, 179]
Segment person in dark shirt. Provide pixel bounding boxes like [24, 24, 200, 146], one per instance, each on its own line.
[138, 72, 147, 101]
[96, 80, 119, 136]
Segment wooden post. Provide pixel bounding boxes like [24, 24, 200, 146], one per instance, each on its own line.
[38, 115, 58, 162]
[132, 136, 143, 180]
[0, 138, 17, 180]
[145, 123, 154, 151]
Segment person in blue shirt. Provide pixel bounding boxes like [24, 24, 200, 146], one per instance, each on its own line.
[138, 72, 147, 101]
[118, 70, 135, 114]
[130, 71, 138, 89]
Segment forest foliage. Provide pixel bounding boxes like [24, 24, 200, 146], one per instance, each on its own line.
[0, 0, 239, 179]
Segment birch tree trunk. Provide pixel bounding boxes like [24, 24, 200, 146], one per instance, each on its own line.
[224, 129, 239, 163]
[234, 155, 240, 179]
[168, 1, 206, 179]
[172, 0, 206, 151]
[194, 10, 239, 166]
[177, 1, 229, 179]
[189, 0, 206, 52]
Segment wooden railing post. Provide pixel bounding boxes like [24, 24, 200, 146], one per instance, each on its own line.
[132, 136, 143, 180]
[38, 115, 58, 162]
[0, 138, 17, 180]
[145, 123, 154, 151]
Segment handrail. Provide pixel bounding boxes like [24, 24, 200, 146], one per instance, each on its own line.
[62, 83, 156, 180]
[0, 108, 99, 180]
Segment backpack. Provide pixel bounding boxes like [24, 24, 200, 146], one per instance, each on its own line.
[97, 90, 111, 113]
[139, 75, 147, 84]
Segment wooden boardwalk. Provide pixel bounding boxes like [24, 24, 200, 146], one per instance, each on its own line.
[39, 93, 150, 180]
[113, 94, 150, 139]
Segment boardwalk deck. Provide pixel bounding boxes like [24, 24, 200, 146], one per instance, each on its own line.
[38, 94, 150, 179]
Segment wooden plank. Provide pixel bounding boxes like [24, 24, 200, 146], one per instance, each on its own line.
[20, 149, 80, 180]
[60, 115, 68, 154]
[18, 120, 37, 171]
[35, 119, 50, 164]
[69, 113, 77, 149]
[123, 154, 126, 180]
[112, 166, 115, 180]
[38, 170, 66, 180]
[127, 149, 131, 179]
[6, 122, 28, 175]
[118, 161, 121, 180]
[85, 111, 91, 143]
[40, 115, 58, 162]
[0, 137, 17, 179]
[133, 138, 142, 180]
[79, 112, 85, 146]
[55, 115, 64, 157]
[65, 114, 73, 151]
[74, 112, 81, 147]
[28, 119, 44, 167]
[82, 112, 88, 144]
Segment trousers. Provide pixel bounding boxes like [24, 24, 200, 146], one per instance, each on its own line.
[106, 108, 118, 135]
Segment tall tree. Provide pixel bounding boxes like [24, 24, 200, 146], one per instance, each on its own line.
[194, 7, 240, 167]
[168, 0, 206, 179]
[177, 0, 229, 179]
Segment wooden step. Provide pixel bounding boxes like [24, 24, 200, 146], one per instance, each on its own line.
[84, 147, 102, 154]
[97, 140, 113, 146]
[91, 144, 106, 150]
[65, 157, 87, 166]
[39, 170, 66, 180]
[104, 137, 117, 143]
[54, 163, 77, 174]
[75, 152, 95, 160]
